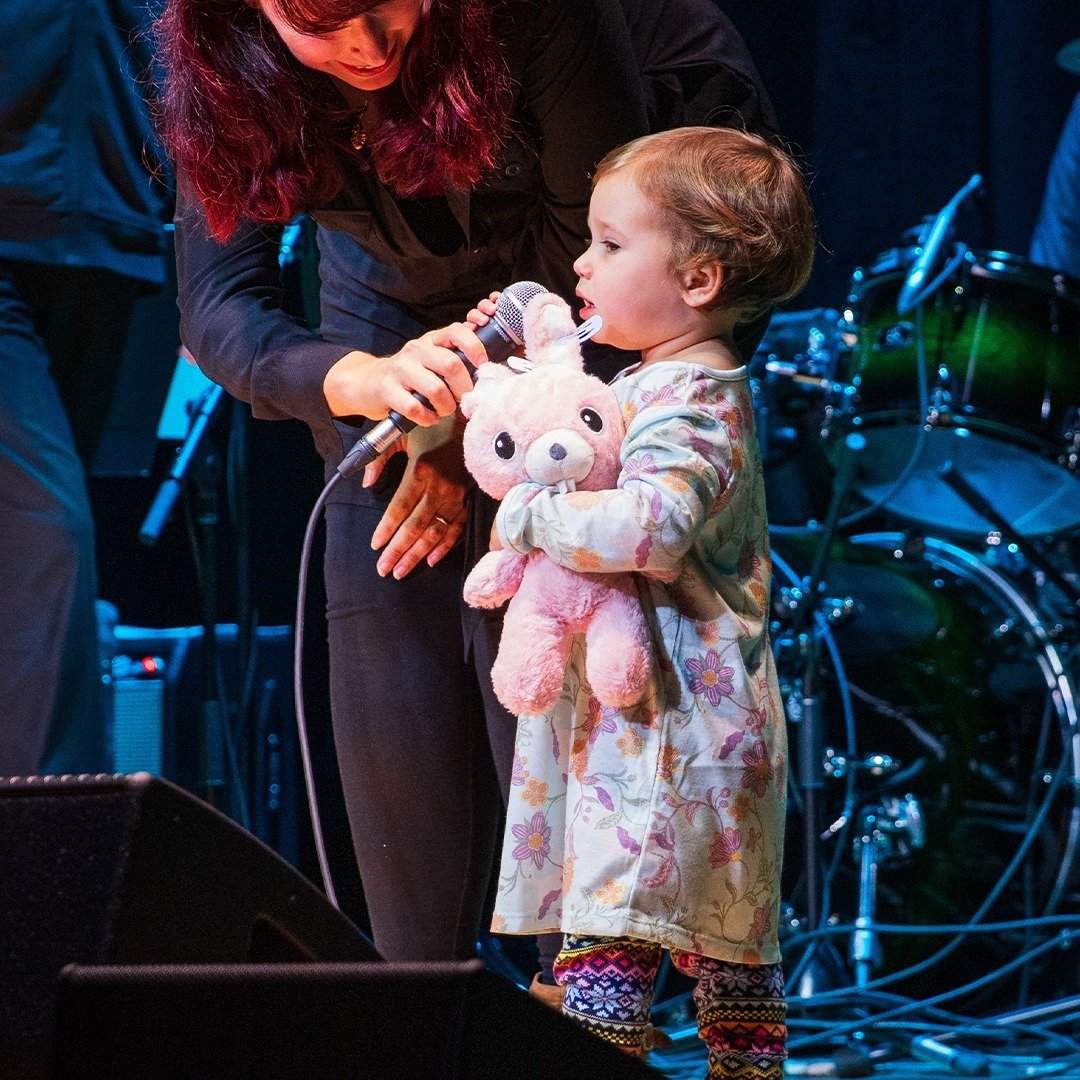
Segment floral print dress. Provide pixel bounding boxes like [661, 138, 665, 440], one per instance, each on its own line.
[491, 359, 787, 965]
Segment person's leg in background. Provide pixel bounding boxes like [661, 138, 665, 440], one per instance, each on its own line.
[0, 261, 113, 776]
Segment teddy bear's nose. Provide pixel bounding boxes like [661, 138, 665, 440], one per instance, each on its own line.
[549, 443, 567, 461]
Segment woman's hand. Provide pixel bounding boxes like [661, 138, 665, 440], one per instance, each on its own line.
[323, 322, 488, 425]
[368, 418, 471, 579]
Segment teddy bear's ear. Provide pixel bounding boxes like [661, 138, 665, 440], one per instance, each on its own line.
[460, 363, 512, 418]
[523, 293, 584, 371]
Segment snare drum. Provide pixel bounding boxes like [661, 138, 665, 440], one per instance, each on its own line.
[835, 248, 1080, 539]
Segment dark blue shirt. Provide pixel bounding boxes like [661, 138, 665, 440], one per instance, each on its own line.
[0, 0, 173, 284]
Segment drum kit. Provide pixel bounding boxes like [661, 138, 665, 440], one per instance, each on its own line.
[755, 208, 1080, 1004]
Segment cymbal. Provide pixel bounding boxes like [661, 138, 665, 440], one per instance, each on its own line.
[1058, 37, 1080, 75]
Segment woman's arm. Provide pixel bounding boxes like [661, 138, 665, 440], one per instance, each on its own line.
[173, 185, 345, 427]
[175, 185, 487, 430]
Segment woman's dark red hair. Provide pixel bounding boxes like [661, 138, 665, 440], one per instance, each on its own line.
[154, 0, 512, 240]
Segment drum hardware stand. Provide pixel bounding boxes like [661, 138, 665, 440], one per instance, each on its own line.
[783, 432, 866, 996]
[851, 793, 926, 988]
[938, 461, 1080, 613]
[896, 174, 982, 316]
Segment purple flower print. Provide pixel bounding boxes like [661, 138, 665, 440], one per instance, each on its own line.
[717, 730, 745, 761]
[747, 707, 767, 736]
[510, 753, 526, 787]
[738, 538, 761, 582]
[624, 452, 660, 481]
[685, 650, 735, 707]
[511, 811, 552, 871]
[582, 699, 617, 745]
[741, 739, 773, 798]
[749, 904, 771, 943]
[709, 826, 742, 868]
[640, 384, 679, 409]
[688, 432, 716, 459]
[635, 535, 653, 568]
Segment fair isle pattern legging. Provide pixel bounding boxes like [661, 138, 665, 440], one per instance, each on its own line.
[553, 935, 786, 1079]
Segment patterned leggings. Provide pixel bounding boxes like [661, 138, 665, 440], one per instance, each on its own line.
[553, 935, 786, 1080]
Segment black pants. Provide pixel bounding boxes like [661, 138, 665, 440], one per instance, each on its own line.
[0, 260, 131, 776]
[322, 475, 513, 961]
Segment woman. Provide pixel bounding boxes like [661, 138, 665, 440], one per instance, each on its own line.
[154, 0, 776, 968]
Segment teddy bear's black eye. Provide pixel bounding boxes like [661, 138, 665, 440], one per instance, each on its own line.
[580, 408, 604, 433]
[494, 431, 516, 459]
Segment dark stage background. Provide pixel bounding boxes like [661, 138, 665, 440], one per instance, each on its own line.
[727, 0, 1080, 309]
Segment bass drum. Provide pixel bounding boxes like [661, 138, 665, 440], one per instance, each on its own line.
[773, 531, 1080, 988]
[834, 249, 1080, 540]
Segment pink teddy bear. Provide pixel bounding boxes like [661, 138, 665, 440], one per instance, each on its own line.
[461, 293, 652, 716]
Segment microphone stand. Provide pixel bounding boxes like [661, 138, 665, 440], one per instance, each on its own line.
[139, 383, 228, 807]
[786, 433, 865, 996]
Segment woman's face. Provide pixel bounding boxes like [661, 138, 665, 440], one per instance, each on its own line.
[258, 0, 428, 91]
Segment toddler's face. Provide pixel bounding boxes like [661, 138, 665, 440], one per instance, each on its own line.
[573, 171, 689, 356]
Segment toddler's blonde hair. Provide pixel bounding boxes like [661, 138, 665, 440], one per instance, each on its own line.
[594, 126, 816, 322]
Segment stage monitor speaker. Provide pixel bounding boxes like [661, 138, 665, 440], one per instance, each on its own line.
[54, 960, 661, 1080]
[0, 772, 376, 1078]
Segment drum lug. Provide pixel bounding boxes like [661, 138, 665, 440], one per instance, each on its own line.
[876, 321, 915, 351]
[1062, 408, 1080, 471]
[926, 386, 952, 424]
[823, 750, 848, 780]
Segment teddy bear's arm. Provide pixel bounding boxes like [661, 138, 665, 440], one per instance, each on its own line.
[462, 549, 529, 609]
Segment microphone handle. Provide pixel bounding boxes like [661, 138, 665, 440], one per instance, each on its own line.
[337, 349, 478, 477]
[335, 304, 601, 477]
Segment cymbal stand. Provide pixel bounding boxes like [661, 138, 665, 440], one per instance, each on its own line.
[782, 432, 865, 993]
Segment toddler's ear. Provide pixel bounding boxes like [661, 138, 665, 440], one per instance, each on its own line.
[460, 363, 512, 419]
[680, 261, 724, 308]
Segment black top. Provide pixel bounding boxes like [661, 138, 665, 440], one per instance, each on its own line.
[0, 0, 173, 284]
[174, 0, 774, 466]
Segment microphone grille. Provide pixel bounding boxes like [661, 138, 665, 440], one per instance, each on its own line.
[494, 280, 549, 344]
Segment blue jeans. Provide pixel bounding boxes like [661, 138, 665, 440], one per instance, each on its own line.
[0, 260, 127, 775]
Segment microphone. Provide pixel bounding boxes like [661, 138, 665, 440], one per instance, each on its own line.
[896, 173, 982, 315]
[338, 280, 548, 476]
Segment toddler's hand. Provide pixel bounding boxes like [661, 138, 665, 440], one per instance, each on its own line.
[465, 291, 500, 330]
